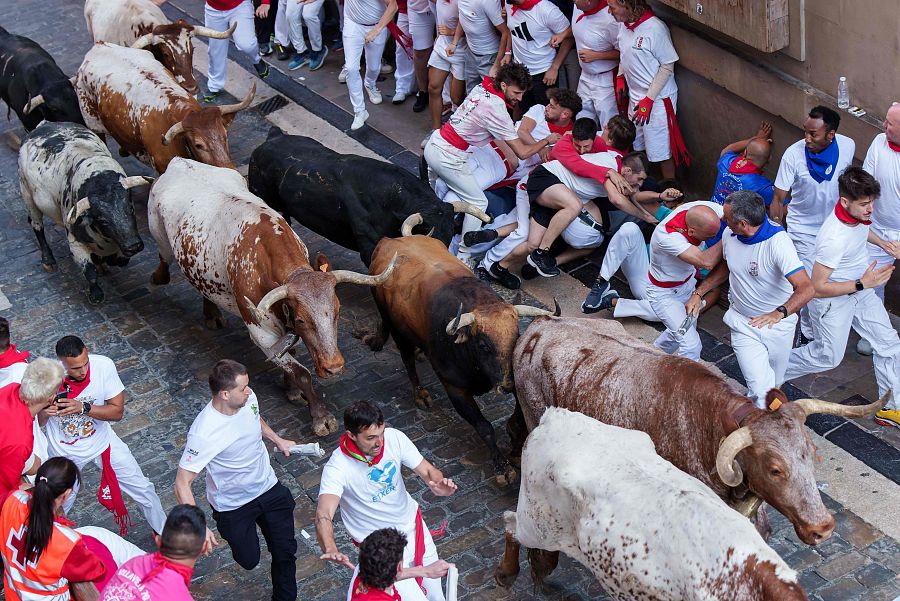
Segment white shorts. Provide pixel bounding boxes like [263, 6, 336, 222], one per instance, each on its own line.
[409, 8, 436, 50]
[429, 37, 466, 80]
[631, 91, 677, 163]
[576, 72, 618, 127]
[562, 216, 604, 249]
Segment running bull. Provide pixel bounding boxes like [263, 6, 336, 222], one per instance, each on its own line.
[18, 121, 151, 303]
[365, 234, 557, 484]
[0, 26, 84, 131]
[75, 42, 251, 173]
[497, 407, 809, 601]
[247, 127, 491, 266]
[148, 158, 397, 436]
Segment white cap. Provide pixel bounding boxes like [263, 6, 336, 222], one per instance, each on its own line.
[839, 76, 847, 81]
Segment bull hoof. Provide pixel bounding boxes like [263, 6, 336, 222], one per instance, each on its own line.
[413, 386, 433, 409]
[362, 333, 385, 352]
[42, 262, 57, 273]
[204, 316, 226, 330]
[88, 286, 104, 304]
[285, 388, 306, 403]
[494, 566, 519, 589]
[118, 147, 130, 157]
[150, 268, 170, 286]
[312, 413, 339, 437]
[494, 462, 518, 487]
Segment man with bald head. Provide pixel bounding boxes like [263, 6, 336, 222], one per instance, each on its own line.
[642, 200, 724, 360]
[711, 122, 775, 207]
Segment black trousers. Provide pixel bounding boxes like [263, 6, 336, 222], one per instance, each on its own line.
[520, 72, 556, 115]
[213, 481, 297, 601]
[253, 0, 278, 44]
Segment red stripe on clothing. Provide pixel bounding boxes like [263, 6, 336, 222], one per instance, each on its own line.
[439, 123, 471, 151]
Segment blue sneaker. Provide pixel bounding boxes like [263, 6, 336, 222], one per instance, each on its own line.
[289, 51, 310, 70]
[582, 278, 619, 314]
[308, 46, 329, 71]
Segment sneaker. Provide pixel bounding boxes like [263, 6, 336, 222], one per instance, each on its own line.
[420, 130, 435, 149]
[488, 262, 521, 290]
[332, 38, 344, 52]
[259, 41, 273, 56]
[380, 60, 394, 75]
[795, 330, 813, 348]
[308, 46, 329, 71]
[527, 248, 559, 277]
[874, 409, 900, 429]
[413, 90, 429, 113]
[856, 338, 873, 356]
[275, 43, 291, 61]
[520, 263, 539, 280]
[463, 229, 499, 247]
[253, 60, 269, 79]
[338, 66, 348, 83]
[365, 84, 383, 104]
[289, 51, 310, 70]
[201, 89, 221, 103]
[582, 278, 619, 314]
[392, 91, 408, 105]
[350, 109, 369, 131]
[474, 265, 491, 281]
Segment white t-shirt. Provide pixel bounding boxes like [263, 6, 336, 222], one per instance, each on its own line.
[0, 362, 27, 389]
[572, 7, 619, 78]
[517, 103, 551, 141]
[46, 354, 123, 462]
[178, 392, 278, 512]
[507, 1, 570, 74]
[438, 83, 518, 152]
[435, 0, 467, 50]
[542, 150, 619, 202]
[863, 133, 900, 232]
[649, 200, 724, 284]
[814, 211, 871, 283]
[722, 226, 804, 317]
[773, 134, 856, 241]
[617, 16, 678, 99]
[457, 0, 504, 55]
[345, 0, 387, 27]
[319, 428, 424, 543]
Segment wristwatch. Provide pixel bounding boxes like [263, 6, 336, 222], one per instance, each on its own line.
[775, 305, 788, 319]
[855, 279, 865, 292]
[82, 401, 92, 415]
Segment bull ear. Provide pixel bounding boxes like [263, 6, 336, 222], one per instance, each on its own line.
[315, 253, 332, 272]
[66, 197, 91, 226]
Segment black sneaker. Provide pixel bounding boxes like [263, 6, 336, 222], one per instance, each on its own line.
[488, 263, 521, 290]
[582, 278, 619, 314]
[201, 89, 221, 103]
[526, 248, 559, 277]
[259, 41, 273, 56]
[795, 330, 813, 348]
[275, 43, 291, 61]
[474, 265, 491, 281]
[253, 60, 270, 79]
[413, 91, 429, 113]
[463, 229, 499, 247]
[520, 263, 538, 280]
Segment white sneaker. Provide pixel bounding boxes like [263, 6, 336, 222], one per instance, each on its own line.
[392, 91, 408, 105]
[338, 67, 348, 83]
[421, 130, 436, 149]
[380, 60, 393, 75]
[350, 109, 369, 131]
[365, 85, 383, 105]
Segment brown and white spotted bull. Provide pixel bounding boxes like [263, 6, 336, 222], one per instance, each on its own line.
[365, 234, 557, 484]
[148, 158, 397, 435]
[508, 318, 886, 546]
[498, 407, 809, 601]
[84, 0, 236, 95]
[75, 42, 251, 173]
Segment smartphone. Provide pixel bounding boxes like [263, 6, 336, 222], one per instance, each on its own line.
[54, 384, 72, 404]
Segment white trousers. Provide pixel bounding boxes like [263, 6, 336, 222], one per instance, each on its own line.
[482, 180, 531, 269]
[784, 290, 900, 409]
[725, 308, 797, 407]
[576, 72, 617, 127]
[59, 429, 168, 534]
[76, 526, 145, 567]
[205, 0, 261, 93]
[867, 225, 900, 300]
[287, 0, 325, 52]
[789, 232, 817, 338]
[343, 18, 390, 113]
[395, 13, 416, 95]
[274, 0, 290, 46]
[599, 223, 658, 321]
[646, 280, 701, 360]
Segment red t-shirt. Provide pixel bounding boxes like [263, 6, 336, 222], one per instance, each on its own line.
[0, 383, 35, 503]
[207, 0, 268, 9]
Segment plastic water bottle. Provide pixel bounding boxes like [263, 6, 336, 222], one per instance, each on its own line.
[837, 77, 850, 109]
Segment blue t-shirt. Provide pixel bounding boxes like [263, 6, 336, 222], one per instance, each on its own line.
[711, 151, 774, 207]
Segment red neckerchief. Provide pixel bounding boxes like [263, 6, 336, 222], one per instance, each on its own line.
[729, 155, 764, 175]
[888, 139, 900, 152]
[624, 7, 654, 31]
[140, 552, 194, 588]
[339, 433, 385, 467]
[482, 76, 513, 109]
[0, 345, 30, 369]
[547, 121, 573, 135]
[834, 201, 871, 225]
[350, 574, 402, 600]
[99, 445, 133, 535]
[55, 514, 77, 528]
[510, 0, 540, 15]
[62, 365, 91, 398]
[575, 0, 606, 22]
[665, 210, 701, 245]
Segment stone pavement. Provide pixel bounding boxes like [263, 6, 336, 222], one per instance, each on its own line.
[0, 2, 899, 600]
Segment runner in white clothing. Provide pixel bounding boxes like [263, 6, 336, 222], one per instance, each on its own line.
[688, 191, 814, 407]
[317, 401, 457, 601]
[783, 167, 900, 428]
[572, 0, 620, 126]
[203, 0, 270, 102]
[424, 0, 468, 144]
[457, 0, 510, 92]
[343, 0, 399, 130]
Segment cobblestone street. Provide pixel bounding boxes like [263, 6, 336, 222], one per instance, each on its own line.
[1, 1, 899, 600]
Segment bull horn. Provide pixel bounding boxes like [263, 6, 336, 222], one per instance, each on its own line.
[161, 121, 185, 146]
[449, 200, 492, 224]
[332, 253, 398, 286]
[446, 303, 476, 336]
[400, 213, 423, 237]
[219, 83, 256, 115]
[251, 285, 291, 323]
[66, 198, 91, 226]
[715, 426, 753, 487]
[23, 94, 45, 115]
[130, 33, 158, 49]
[191, 21, 237, 39]
[793, 390, 890, 418]
[513, 298, 561, 318]
[120, 175, 154, 189]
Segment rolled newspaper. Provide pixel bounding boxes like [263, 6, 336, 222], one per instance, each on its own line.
[445, 564, 458, 601]
[289, 443, 326, 457]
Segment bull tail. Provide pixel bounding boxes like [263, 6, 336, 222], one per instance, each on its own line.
[266, 125, 284, 140]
